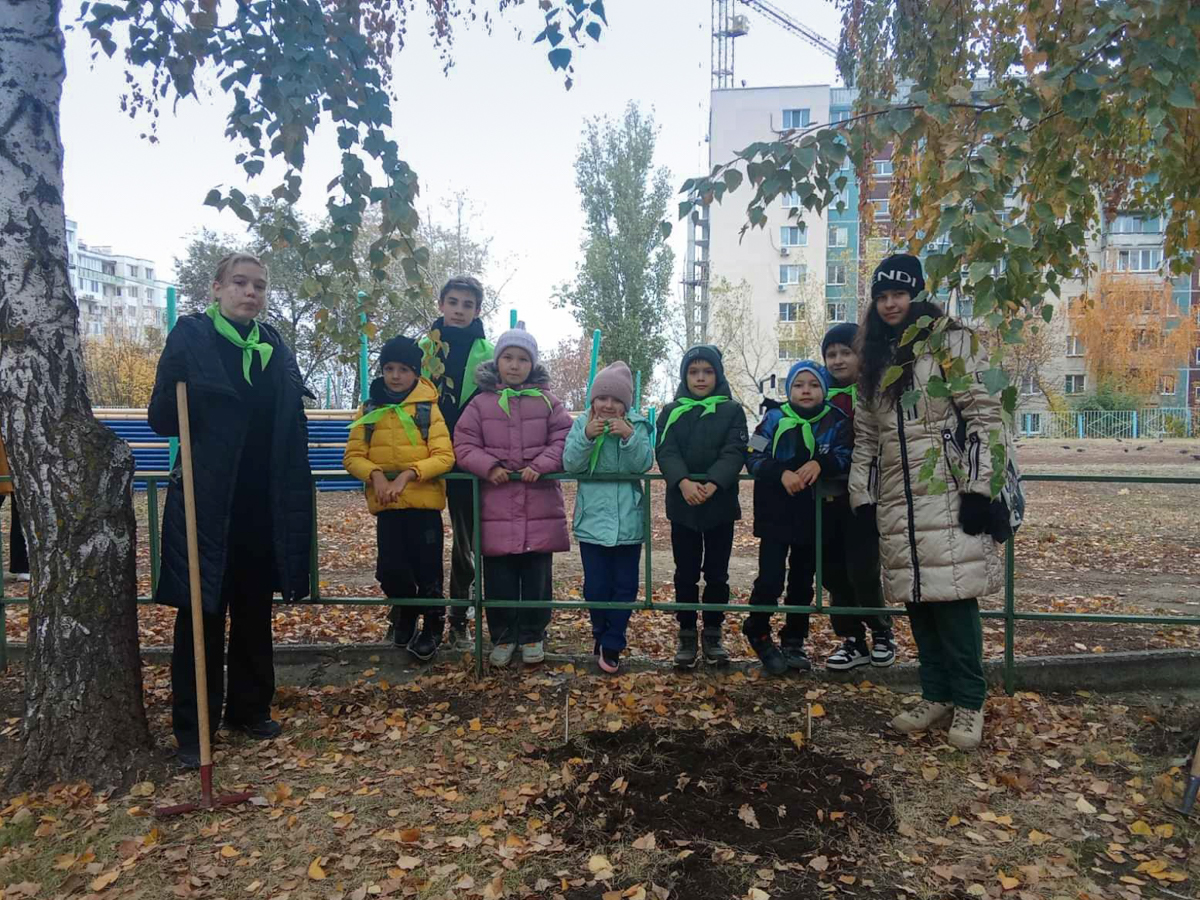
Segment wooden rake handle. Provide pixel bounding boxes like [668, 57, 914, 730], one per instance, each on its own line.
[176, 382, 213, 774]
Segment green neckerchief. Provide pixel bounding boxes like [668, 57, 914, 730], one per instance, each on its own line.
[205, 304, 273, 385]
[348, 404, 420, 445]
[460, 339, 492, 408]
[827, 383, 858, 407]
[587, 421, 611, 474]
[773, 403, 830, 457]
[656, 395, 729, 446]
[497, 387, 553, 417]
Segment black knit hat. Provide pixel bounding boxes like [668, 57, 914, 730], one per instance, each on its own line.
[679, 344, 725, 383]
[379, 335, 422, 372]
[871, 253, 925, 301]
[821, 323, 858, 358]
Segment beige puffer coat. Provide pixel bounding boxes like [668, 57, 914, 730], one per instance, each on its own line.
[849, 327, 1003, 604]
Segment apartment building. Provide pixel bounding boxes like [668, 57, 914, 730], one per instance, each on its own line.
[703, 85, 1198, 423]
[67, 218, 175, 341]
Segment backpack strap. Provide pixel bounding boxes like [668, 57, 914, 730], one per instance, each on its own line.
[413, 402, 432, 442]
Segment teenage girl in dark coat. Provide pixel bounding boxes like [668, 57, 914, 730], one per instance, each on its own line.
[149, 253, 313, 768]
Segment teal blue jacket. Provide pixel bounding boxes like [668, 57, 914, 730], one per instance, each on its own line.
[562, 412, 655, 547]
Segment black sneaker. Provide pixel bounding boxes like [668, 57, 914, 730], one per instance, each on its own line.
[780, 642, 812, 671]
[701, 627, 730, 667]
[826, 638, 871, 671]
[748, 634, 788, 676]
[870, 635, 897, 667]
[674, 629, 699, 669]
[176, 746, 201, 769]
[228, 718, 283, 740]
[409, 622, 441, 661]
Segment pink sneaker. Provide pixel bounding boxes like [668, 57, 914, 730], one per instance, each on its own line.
[598, 647, 620, 674]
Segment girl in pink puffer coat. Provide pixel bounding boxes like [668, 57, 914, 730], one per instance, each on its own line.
[453, 329, 572, 667]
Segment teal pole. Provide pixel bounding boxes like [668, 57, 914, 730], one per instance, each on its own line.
[510, 309, 517, 329]
[167, 286, 179, 470]
[634, 370, 642, 413]
[325, 374, 332, 409]
[585, 329, 601, 402]
[357, 291, 369, 402]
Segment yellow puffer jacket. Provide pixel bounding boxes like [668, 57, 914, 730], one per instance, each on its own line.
[343, 377, 455, 514]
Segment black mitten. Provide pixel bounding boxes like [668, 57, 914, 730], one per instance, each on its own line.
[988, 498, 1013, 544]
[958, 492, 991, 536]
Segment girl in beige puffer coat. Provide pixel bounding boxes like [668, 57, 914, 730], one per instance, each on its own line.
[850, 254, 1009, 752]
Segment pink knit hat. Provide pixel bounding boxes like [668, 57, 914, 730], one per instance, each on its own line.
[590, 361, 634, 411]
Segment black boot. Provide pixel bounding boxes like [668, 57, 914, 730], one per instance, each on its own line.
[748, 634, 787, 676]
[701, 627, 730, 666]
[409, 617, 442, 661]
[780, 641, 813, 672]
[675, 629, 699, 669]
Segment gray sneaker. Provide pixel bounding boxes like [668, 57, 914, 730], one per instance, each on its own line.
[447, 620, 472, 650]
[521, 641, 546, 665]
[489, 642, 516, 668]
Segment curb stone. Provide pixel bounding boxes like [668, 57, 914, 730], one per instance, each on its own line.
[4, 643, 1197, 693]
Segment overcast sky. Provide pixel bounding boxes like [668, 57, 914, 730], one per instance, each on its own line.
[60, 1, 842, 350]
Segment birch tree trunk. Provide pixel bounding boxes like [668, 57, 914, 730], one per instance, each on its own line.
[0, 0, 151, 785]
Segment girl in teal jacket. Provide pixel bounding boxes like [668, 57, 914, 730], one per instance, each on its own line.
[563, 362, 654, 674]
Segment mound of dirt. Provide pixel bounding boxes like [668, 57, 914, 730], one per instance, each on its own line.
[545, 725, 893, 855]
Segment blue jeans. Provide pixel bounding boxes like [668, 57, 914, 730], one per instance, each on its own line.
[580, 542, 641, 652]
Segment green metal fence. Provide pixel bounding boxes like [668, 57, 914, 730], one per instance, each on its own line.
[2, 472, 1199, 691]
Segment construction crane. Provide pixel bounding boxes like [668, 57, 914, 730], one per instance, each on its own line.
[688, 2, 838, 346]
[740, 0, 838, 60]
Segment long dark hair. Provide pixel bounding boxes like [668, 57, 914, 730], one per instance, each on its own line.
[856, 298, 958, 408]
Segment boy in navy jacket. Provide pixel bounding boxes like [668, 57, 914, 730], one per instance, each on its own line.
[745, 360, 851, 675]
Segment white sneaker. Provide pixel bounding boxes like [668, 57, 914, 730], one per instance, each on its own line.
[948, 705, 984, 751]
[521, 642, 545, 665]
[489, 643, 516, 668]
[870, 636, 897, 667]
[891, 700, 953, 734]
[826, 638, 870, 671]
[14, 573, 29, 582]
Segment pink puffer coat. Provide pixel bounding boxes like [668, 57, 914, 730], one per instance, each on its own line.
[452, 361, 573, 557]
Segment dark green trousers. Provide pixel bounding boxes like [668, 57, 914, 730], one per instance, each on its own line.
[905, 598, 986, 710]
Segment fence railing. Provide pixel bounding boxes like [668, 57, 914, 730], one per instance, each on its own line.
[2, 472, 1199, 694]
[1019, 407, 1198, 439]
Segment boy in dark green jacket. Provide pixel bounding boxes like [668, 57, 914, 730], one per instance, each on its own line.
[655, 345, 749, 668]
[419, 276, 494, 649]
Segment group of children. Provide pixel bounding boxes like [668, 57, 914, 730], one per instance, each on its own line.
[342, 276, 891, 678]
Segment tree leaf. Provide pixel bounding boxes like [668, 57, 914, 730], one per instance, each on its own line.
[1168, 81, 1197, 109]
[880, 365, 904, 390]
[1004, 224, 1034, 248]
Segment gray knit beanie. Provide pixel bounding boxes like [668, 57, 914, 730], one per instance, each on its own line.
[493, 328, 539, 367]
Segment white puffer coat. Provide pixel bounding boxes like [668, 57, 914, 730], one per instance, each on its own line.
[849, 327, 1003, 604]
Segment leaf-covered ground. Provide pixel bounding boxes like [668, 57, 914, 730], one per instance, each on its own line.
[0, 661, 1198, 900]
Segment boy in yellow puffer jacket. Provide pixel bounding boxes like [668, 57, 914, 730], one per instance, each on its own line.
[344, 336, 455, 659]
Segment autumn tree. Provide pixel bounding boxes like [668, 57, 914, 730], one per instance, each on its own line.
[0, 0, 607, 785]
[677, 0, 1200, 492]
[1072, 272, 1195, 402]
[541, 332, 593, 412]
[558, 102, 675, 382]
[82, 326, 164, 408]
